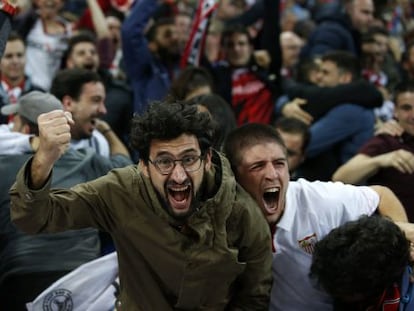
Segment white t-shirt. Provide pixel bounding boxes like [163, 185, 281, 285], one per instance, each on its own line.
[25, 18, 71, 90]
[70, 131, 110, 158]
[0, 124, 32, 155]
[270, 178, 379, 311]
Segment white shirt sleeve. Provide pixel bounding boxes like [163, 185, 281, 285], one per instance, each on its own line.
[0, 124, 33, 155]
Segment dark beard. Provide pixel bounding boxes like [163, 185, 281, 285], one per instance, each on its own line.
[148, 172, 205, 221]
[157, 46, 181, 64]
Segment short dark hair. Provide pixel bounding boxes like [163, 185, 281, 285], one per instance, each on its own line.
[61, 31, 97, 68]
[321, 50, 361, 80]
[188, 94, 237, 151]
[274, 117, 311, 153]
[145, 17, 175, 42]
[130, 101, 214, 162]
[167, 66, 214, 101]
[50, 68, 102, 101]
[224, 123, 287, 171]
[220, 24, 253, 47]
[6, 31, 24, 44]
[393, 80, 414, 104]
[310, 215, 410, 306]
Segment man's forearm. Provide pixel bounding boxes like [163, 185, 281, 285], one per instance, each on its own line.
[371, 185, 408, 222]
[29, 152, 54, 189]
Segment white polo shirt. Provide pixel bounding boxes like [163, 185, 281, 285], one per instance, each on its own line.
[270, 179, 379, 311]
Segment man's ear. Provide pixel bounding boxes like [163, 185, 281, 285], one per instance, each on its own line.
[61, 95, 73, 111]
[204, 148, 213, 171]
[140, 160, 150, 177]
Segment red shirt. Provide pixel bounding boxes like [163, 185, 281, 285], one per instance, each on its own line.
[359, 132, 414, 221]
[231, 68, 274, 125]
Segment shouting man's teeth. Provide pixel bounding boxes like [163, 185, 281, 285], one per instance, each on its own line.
[169, 186, 190, 201]
[263, 187, 279, 210]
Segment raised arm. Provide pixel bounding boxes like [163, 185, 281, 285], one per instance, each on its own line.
[30, 110, 73, 189]
[95, 119, 130, 158]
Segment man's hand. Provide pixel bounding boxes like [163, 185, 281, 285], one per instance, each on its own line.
[377, 149, 414, 174]
[254, 50, 271, 69]
[30, 110, 73, 189]
[375, 119, 404, 136]
[37, 110, 73, 163]
[281, 98, 313, 125]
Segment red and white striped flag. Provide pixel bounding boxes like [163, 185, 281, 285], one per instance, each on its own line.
[180, 0, 218, 68]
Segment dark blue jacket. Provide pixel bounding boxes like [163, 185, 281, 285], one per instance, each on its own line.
[301, 10, 361, 58]
[121, 0, 177, 114]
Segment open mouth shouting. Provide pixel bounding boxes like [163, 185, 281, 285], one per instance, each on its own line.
[262, 187, 280, 215]
[166, 181, 193, 215]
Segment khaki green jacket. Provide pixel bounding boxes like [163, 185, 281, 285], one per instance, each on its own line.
[10, 151, 272, 310]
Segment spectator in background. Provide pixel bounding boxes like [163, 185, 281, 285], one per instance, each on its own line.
[280, 31, 304, 82]
[106, 9, 125, 80]
[274, 116, 310, 179]
[63, 32, 133, 145]
[301, 0, 375, 58]
[122, 0, 181, 114]
[167, 66, 215, 101]
[310, 215, 414, 311]
[292, 50, 378, 181]
[13, 0, 72, 90]
[174, 11, 192, 53]
[206, 0, 281, 125]
[333, 81, 414, 221]
[0, 31, 44, 124]
[189, 94, 237, 151]
[400, 41, 414, 82]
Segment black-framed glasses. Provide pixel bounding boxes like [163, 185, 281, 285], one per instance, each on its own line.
[148, 154, 204, 175]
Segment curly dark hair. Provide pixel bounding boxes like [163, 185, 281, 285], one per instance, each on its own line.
[310, 215, 410, 306]
[130, 101, 214, 162]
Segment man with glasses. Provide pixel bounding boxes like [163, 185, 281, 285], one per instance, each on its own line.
[9, 101, 273, 309]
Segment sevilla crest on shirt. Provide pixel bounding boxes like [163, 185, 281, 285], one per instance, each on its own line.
[298, 233, 318, 255]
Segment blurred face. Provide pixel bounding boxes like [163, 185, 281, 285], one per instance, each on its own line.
[394, 91, 414, 136]
[280, 32, 303, 68]
[154, 24, 180, 57]
[278, 130, 305, 173]
[317, 60, 350, 87]
[373, 33, 388, 56]
[66, 42, 99, 72]
[1, 39, 26, 83]
[235, 142, 290, 225]
[348, 0, 374, 33]
[65, 81, 106, 139]
[34, 0, 64, 18]
[142, 134, 212, 219]
[175, 14, 191, 50]
[106, 16, 122, 48]
[223, 33, 252, 67]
